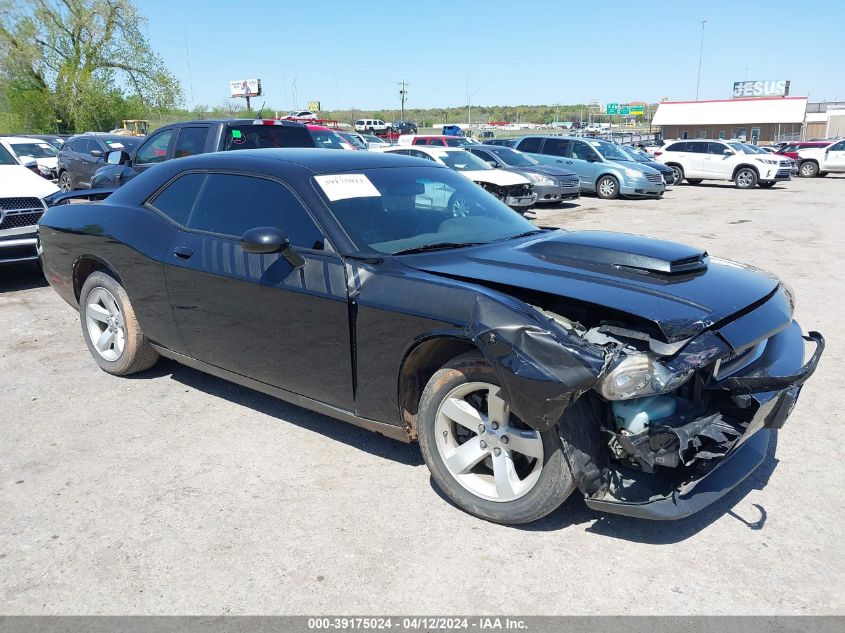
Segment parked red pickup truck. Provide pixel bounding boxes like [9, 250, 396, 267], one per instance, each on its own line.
[776, 141, 833, 160]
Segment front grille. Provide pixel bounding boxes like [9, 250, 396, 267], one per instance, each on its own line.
[776, 168, 791, 178]
[0, 197, 42, 212]
[561, 178, 580, 188]
[779, 160, 792, 167]
[505, 184, 532, 197]
[645, 172, 663, 184]
[0, 210, 43, 230]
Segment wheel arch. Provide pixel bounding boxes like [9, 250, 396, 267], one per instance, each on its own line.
[398, 335, 479, 441]
[732, 163, 760, 179]
[73, 255, 124, 302]
[594, 171, 620, 186]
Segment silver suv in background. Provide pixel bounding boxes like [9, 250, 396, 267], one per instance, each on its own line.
[655, 139, 792, 188]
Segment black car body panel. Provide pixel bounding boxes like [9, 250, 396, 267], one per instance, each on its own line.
[38, 148, 823, 520]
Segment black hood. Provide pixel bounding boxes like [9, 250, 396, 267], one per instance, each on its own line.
[399, 230, 781, 343]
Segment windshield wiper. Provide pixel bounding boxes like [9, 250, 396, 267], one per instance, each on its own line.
[393, 241, 486, 255]
[505, 229, 544, 240]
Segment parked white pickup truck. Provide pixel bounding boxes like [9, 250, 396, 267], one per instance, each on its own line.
[796, 139, 845, 177]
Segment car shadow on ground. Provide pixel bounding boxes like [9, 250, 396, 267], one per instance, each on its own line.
[134, 357, 424, 467]
[0, 262, 48, 293]
[429, 433, 779, 542]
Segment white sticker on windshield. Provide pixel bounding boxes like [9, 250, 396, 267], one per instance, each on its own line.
[37, 143, 52, 149]
[314, 173, 381, 201]
[433, 152, 449, 158]
[588, 140, 601, 146]
[107, 142, 124, 149]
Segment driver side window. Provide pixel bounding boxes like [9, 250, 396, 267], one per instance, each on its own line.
[135, 130, 174, 165]
[570, 141, 597, 161]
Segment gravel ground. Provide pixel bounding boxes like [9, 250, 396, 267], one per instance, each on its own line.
[1, 175, 842, 615]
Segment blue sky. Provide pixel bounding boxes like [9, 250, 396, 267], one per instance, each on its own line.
[140, 0, 844, 111]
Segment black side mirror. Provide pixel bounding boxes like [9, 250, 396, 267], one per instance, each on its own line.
[241, 226, 305, 268]
[90, 149, 103, 158]
[107, 150, 130, 165]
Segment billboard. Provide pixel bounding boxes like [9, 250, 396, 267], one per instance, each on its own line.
[230, 79, 262, 98]
[732, 80, 790, 98]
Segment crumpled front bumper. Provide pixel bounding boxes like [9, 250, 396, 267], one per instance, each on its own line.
[504, 192, 538, 208]
[584, 323, 824, 520]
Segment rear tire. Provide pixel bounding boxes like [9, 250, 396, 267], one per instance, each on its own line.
[686, 178, 703, 185]
[595, 174, 620, 199]
[669, 164, 684, 184]
[417, 353, 575, 524]
[734, 167, 758, 189]
[79, 271, 159, 376]
[799, 161, 819, 178]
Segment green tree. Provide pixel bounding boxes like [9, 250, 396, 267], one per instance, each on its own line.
[0, 0, 182, 132]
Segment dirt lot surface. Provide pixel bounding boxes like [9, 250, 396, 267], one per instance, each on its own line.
[1, 176, 842, 615]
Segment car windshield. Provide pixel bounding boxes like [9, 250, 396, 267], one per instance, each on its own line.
[362, 134, 384, 143]
[616, 146, 649, 163]
[728, 142, 748, 153]
[105, 137, 141, 151]
[339, 133, 366, 149]
[315, 166, 538, 255]
[10, 142, 57, 159]
[0, 143, 17, 165]
[740, 144, 767, 154]
[588, 139, 630, 161]
[438, 150, 491, 171]
[311, 130, 347, 149]
[445, 138, 473, 147]
[489, 147, 538, 167]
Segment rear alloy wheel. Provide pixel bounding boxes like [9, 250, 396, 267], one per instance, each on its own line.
[417, 353, 575, 524]
[595, 175, 620, 199]
[669, 165, 684, 184]
[734, 167, 758, 189]
[79, 271, 159, 376]
[59, 171, 74, 192]
[686, 178, 703, 185]
[799, 161, 819, 178]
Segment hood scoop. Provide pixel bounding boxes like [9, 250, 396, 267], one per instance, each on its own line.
[525, 231, 708, 276]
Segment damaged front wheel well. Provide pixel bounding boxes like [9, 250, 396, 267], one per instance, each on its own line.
[398, 337, 478, 441]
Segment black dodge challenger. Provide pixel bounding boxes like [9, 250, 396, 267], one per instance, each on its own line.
[38, 149, 823, 524]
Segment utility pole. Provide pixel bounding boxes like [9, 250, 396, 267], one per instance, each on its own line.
[695, 20, 707, 101]
[398, 81, 408, 121]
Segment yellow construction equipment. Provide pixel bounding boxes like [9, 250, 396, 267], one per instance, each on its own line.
[109, 120, 149, 136]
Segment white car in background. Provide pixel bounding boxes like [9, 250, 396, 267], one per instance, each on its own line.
[284, 110, 318, 120]
[0, 136, 59, 181]
[796, 138, 845, 177]
[375, 145, 537, 212]
[361, 133, 391, 149]
[654, 138, 792, 188]
[0, 142, 60, 264]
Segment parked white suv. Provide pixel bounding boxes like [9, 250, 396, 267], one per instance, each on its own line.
[655, 139, 792, 188]
[354, 118, 389, 133]
[796, 139, 845, 177]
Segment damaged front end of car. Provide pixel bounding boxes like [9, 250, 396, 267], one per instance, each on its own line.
[541, 289, 824, 520]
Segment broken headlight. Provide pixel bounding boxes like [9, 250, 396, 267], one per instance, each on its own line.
[597, 352, 692, 400]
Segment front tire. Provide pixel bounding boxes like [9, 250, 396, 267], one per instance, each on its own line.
[417, 353, 575, 524]
[79, 271, 159, 376]
[734, 167, 758, 189]
[595, 174, 620, 199]
[799, 161, 819, 178]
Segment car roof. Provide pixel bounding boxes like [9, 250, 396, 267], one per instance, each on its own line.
[162, 118, 307, 128]
[67, 133, 140, 142]
[156, 147, 447, 174]
[1, 136, 44, 144]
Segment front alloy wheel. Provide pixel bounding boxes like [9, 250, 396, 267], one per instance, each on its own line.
[417, 353, 575, 524]
[596, 175, 619, 199]
[735, 167, 758, 189]
[59, 171, 73, 192]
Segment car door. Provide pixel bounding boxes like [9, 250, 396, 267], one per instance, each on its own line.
[160, 171, 354, 410]
[821, 140, 845, 170]
[79, 138, 106, 186]
[567, 140, 601, 188]
[682, 141, 709, 177]
[59, 138, 85, 184]
[124, 127, 176, 183]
